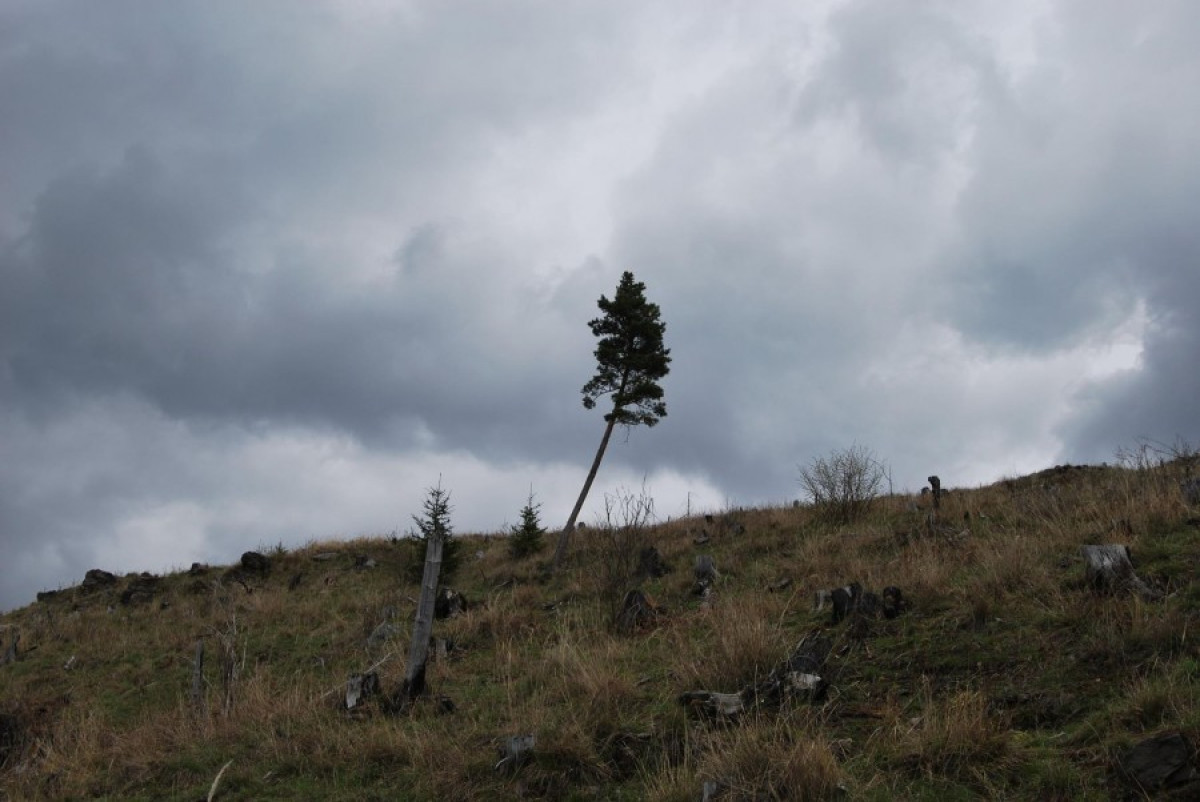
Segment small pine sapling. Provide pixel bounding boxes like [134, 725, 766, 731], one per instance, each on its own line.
[407, 482, 460, 583]
[509, 491, 546, 559]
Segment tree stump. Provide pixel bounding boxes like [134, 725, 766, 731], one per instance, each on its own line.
[1181, 478, 1200, 507]
[615, 589, 659, 634]
[345, 672, 379, 711]
[495, 734, 535, 774]
[693, 555, 718, 604]
[1080, 544, 1161, 600]
[1122, 732, 1199, 793]
[80, 569, 117, 594]
[635, 546, 671, 579]
[817, 583, 908, 624]
[240, 551, 272, 575]
[434, 588, 467, 619]
[119, 573, 160, 606]
[1, 630, 19, 666]
[190, 640, 205, 712]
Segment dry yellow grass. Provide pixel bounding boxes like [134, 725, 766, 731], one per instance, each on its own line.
[3, 456, 1200, 799]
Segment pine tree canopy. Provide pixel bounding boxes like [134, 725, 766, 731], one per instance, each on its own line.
[580, 271, 671, 427]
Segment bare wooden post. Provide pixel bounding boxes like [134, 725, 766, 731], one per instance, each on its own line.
[1, 630, 18, 666]
[190, 639, 205, 712]
[397, 524, 445, 710]
[928, 475, 942, 509]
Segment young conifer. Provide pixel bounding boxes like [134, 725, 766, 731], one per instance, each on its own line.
[408, 481, 460, 582]
[509, 490, 546, 559]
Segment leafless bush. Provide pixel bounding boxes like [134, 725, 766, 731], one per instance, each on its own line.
[587, 487, 656, 629]
[798, 444, 887, 525]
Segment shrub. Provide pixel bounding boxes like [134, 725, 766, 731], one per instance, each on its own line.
[798, 444, 887, 524]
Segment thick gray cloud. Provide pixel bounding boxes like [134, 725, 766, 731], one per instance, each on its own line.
[2, 0, 1199, 610]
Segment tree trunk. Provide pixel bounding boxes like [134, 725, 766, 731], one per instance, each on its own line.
[396, 526, 445, 710]
[552, 413, 619, 569]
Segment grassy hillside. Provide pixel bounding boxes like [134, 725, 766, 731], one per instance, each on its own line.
[3, 456, 1200, 800]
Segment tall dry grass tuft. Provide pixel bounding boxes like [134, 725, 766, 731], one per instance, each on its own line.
[697, 717, 846, 801]
[879, 681, 1015, 786]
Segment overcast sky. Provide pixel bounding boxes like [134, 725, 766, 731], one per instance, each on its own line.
[3, 0, 1198, 610]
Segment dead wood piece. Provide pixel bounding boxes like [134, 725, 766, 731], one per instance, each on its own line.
[80, 568, 117, 593]
[394, 524, 446, 712]
[190, 640, 205, 712]
[1, 631, 19, 666]
[882, 586, 908, 619]
[678, 690, 748, 719]
[240, 551, 271, 575]
[496, 734, 536, 774]
[345, 672, 380, 710]
[830, 583, 862, 624]
[353, 554, 377, 570]
[635, 546, 671, 579]
[1080, 544, 1161, 600]
[692, 555, 718, 600]
[615, 589, 660, 634]
[768, 577, 793, 593]
[433, 637, 457, 660]
[119, 573, 160, 606]
[434, 588, 467, 619]
[366, 622, 400, 651]
[680, 631, 831, 721]
[1122, 731, 1199, 792]
[819, 582, 907, 624]
[0, 711, 22, 768]
[927, 475, 942, 508]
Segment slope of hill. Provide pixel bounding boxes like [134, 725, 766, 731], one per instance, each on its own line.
[3, 458, 1199, 800]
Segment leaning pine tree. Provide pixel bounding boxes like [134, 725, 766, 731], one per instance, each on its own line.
[552, 271, 671, 569]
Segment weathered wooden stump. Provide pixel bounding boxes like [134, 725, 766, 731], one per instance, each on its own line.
[119, 573, 160, 606]
[881, 586, 908, 619]
[240, 551, 271, 575]
[80, 569, 117, 594]
[830, 582, 861, 624]
[1, 630, 19, 666]
[615, 589, 659, 634]
[495, 734, 535, 774]
[366, 622, 400, 651]
[1122, 731, 1199, 793]
[434, 588, 467, 619]
[635, 546, 671, 579]
[817, 582, 908, 624]
[1080, 544, 1161, 600]
[693, 555, 718, 604]
[190, 639, 205, 712]
[345, 672, 379, 710]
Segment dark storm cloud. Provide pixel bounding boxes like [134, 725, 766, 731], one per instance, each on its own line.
[0, 146, 607, 461]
